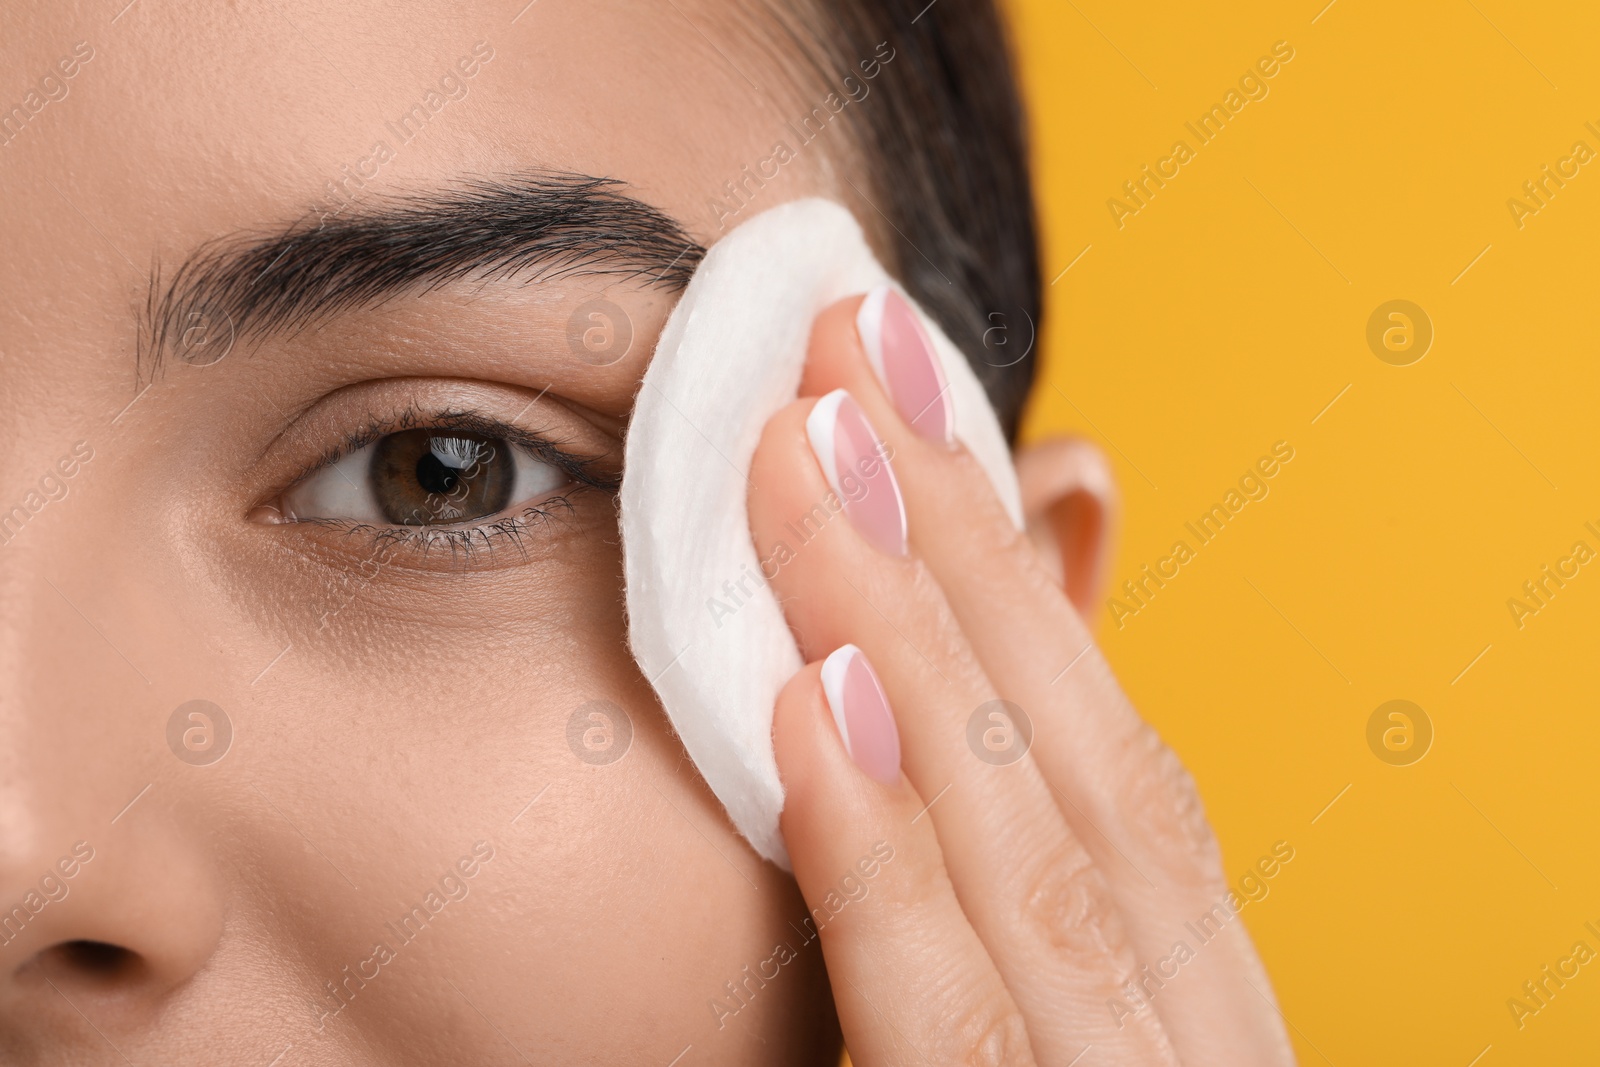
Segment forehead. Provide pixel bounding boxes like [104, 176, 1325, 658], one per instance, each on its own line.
[0, 0, 815, 414]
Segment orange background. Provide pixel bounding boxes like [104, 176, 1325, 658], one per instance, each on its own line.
[1011, 0, 1600, 1062]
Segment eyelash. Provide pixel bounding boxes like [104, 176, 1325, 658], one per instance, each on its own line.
[332, 495, 582, 565]
[282, 403, 618, 563]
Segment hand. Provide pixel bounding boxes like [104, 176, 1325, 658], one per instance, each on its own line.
[752, 290, 1296, 1065]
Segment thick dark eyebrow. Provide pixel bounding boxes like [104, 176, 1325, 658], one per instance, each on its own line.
[141, 172, 704, 375]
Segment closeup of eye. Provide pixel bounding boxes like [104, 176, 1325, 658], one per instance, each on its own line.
[277, 427, 570, 527]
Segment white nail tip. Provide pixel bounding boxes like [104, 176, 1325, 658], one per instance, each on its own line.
[855, 283, 891, 380]
[820, 644, 860, 757]
[805, 388, 849, 498]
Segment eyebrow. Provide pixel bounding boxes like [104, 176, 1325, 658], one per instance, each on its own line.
[141, 172, 704, 374]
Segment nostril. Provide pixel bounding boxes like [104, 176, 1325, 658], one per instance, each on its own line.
[39, 940, 146, 983]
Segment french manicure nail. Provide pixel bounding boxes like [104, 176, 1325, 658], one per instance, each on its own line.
[806, 389, 908, 557]
[820, 644, 901, 785]
[857, 284, 955, 445]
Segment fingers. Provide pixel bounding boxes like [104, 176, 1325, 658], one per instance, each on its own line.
[772, 655, 1037, 1067]
[804, 293, 1221, 873]
[751, 396, 1179, 1063]
[801, 293, 1217, 890]
[793, 290, 1292, 1060]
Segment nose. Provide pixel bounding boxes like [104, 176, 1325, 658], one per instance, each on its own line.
[0, 782, 226, 1028]
[0, 567, 226, 1034]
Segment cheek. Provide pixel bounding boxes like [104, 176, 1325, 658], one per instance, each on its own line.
[89, 554, 789, 1064]
[411, 689, 834, 1057]
[228, 524, 832, 1055]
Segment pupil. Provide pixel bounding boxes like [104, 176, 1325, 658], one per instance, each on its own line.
[369, 429, 514, 525]
[415, 451, 461, 496]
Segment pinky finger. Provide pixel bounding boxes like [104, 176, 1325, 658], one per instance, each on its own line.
[773, 646, 1037, 1067]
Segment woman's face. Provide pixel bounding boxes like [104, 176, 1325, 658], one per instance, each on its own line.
[0, 2, 842, 1062]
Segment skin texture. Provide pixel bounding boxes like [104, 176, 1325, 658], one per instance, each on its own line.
[0, 2, 845, 1063]
[1, 1, 1282, 1064]
[760, 300, 1297, 1065]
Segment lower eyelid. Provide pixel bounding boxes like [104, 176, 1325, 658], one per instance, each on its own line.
[263, 490, 599, 579]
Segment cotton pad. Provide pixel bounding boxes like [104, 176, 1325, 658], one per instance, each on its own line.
[621, 198, 1022, 869]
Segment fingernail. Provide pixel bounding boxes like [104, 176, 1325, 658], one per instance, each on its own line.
[856, 284, 954, 445]
[806, 389, 908, 557]
[820, 644, 901, 785]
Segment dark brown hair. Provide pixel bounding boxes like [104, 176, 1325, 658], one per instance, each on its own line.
[796, 0, 1041, 440]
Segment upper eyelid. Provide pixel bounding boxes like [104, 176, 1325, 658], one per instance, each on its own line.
[286, 406, 617, 497]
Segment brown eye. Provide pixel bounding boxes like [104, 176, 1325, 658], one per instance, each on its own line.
[369, 429, 514, 525]
[276, 426, 568, 528]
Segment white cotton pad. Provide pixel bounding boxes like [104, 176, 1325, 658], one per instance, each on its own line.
[620, 198, 1022, 869]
